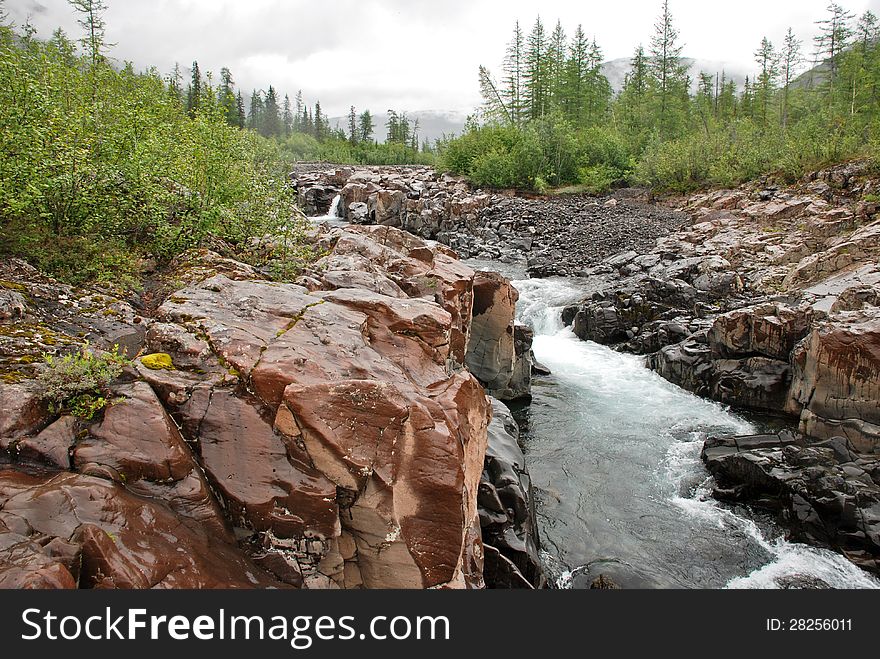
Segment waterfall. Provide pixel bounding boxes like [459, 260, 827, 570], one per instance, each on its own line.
[309, 194, 346, 227]
[328, 194, 342, 218]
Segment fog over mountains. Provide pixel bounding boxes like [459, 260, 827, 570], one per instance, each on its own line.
[600, 57, 751, 94]
[337, 57, 753, 144]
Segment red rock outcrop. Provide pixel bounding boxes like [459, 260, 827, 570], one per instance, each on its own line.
[0, 470, 279, 589]
[150, 228, 491, 589]
[0, 219, 527, 589]
[789, 312, 880, 453]
[72, 381, 229, 537]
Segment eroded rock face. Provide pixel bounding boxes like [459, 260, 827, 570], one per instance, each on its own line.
[789, 313, 880, 453]
[314, 225, 476, 364]
[709, 303, 814, 361]
[466, 272, 532, 401]
[148, 228, 497, 589]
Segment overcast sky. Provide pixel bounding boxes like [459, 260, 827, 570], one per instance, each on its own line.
[10, 0, 880, 116]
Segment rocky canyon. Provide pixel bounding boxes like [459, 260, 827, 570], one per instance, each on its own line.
[1, 160, 878, 589]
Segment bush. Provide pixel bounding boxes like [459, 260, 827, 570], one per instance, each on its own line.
[37, 344, 129, 419]
[439, 119, 636, 192]
[0, 27, 309, 285]
[578, 164, 619, 195]
[438, 125, 519, 178]
[470, 148, 518, 188]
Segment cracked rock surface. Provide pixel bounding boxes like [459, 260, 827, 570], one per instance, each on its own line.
[0, 224, 542, 589]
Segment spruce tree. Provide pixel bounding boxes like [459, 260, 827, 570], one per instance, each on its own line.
[187, 61, 202, 117]
[502, 21, 526, 126]
[754, 37, 779, 126]
[846, 11, 879, 114]
[219, 67, 238, 127]
[294, 90, 304, 132]
[68, 0, 108, 69]
[585, 38, 610, 123]
[247, 90, 262, 131]
[547, 20, 567, 111]
[620, 45, 649, 132]
[348, 106, 358, 144]
[564, 25, 590, 126]
[262, 86, 281, 137]
[815, 2, 855, 98]
[314, 101, 326, 140]
[168, 62, 183, 107]
[358, 110, 374, 142]
[717, 75, 738, 122]
[525, 17, 548, 120]
[282, 94, 293, 136]
[235, 90, 246, 129]
[780, 28, 803, 128]
[741, 76, 754, 119]
[410, 118, 420, 152]
[649, 0, 687, 136]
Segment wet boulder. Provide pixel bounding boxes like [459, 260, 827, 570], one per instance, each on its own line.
[479, 398, 545, 589]
[0, 470, 283, 588]
[709, 303, 814, 361]
[702, 432, 880, 574]
[466, 271, 531, 401]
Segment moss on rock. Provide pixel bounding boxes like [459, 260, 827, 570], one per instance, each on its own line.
[140, 353, 175, 371]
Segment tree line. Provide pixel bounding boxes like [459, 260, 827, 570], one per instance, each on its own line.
[442, 1, 880, 192]
[176, 61, 431, 163]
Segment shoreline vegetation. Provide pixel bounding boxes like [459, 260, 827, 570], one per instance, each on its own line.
[441, 2, 880, 194]
[1, 0, 878, 290]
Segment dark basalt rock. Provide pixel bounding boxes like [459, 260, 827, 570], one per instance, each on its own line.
[479, 398, 546, 589]
[702, 432, 880, 574]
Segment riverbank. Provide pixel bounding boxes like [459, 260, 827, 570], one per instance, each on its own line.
[0, 224, 543, 589]
[296, 162, 880, 582]
[2, 161, 878, 589]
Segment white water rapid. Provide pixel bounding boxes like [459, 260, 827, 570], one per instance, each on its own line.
[509, 274, 880, 590]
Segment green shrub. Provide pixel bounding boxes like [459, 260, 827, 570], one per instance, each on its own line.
[0, 27, 310, 285]
[578, 164, 619, 195]
[470, 148, 517, 188]
[37, 344, 129, 419]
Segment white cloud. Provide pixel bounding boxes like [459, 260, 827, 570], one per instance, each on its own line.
[8, 0, 879, 116]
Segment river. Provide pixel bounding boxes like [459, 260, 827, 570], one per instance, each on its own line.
[508, 271, 880, 590]
[312, 204, 880, 590]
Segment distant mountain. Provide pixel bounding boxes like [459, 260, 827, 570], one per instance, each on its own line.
[329, 110, 468, 145]
[329, 60, 753, 141]
[601, 57, 752, 94]
[789, 38, 879, 90]
[790, 60, 831, 90]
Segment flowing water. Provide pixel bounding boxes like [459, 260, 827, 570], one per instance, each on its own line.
[310, 195, 346, 228]
[305, 215, 880, 590]
[495, 268, 880, 590]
